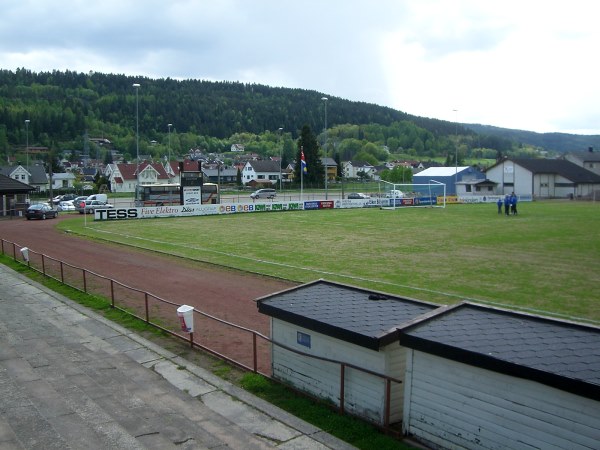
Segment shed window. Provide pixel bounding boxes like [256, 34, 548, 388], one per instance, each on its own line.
[297, 331, 311, 348]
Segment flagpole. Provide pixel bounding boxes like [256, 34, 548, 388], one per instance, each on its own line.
[300, 146, 304, 202]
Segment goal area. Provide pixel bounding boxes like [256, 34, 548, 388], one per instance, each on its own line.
[378, 180, 446, 209]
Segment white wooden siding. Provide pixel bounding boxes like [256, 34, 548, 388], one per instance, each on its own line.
[404, 351, 600, 450]
[271, 319, 405, 425]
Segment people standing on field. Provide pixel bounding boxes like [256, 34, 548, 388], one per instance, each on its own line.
[510, 192, 518, 215]
[504, 195, 511, 216]
[497, 197, 503, 214]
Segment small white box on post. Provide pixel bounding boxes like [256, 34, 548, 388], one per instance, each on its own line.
[20, 247, 30, 262]
[176, 304, 194, 333]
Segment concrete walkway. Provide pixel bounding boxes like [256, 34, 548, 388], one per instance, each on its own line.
[0, 265, 356, 450]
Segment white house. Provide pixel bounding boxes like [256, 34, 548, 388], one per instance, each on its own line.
[0, 165, 48, 192]
[106, 162, 170, 193]
[564, 148, 600, 176]
[343, 161, 375, 179]
[399, 302, 600, 450]
[485, 158, 600, 199]
[50, 172, 76, 190]
[242, 160, 280, 186]
[256, 279, 440, 426]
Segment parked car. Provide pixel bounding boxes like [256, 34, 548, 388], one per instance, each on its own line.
[347, 192, 370, 199]
[52, 194, 64, 204]
[25, 204, 59, 220]
[250, 188, 277, 199]
[385, 189, 404, 198]
[75, 200, 114, 214]
[57, 200, 75, 212]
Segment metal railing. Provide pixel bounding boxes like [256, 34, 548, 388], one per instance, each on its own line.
[1, 237, 402, 429]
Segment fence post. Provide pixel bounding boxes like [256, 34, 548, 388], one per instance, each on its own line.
[41, 254, 46, 276]
[110, 280, 115, 308]
[189, 331, 194, 348]
[253, 333, 258, 373]
[12, 243, 16, 260]
[144, 293, 149, 323]
[83, 269, 87, 293]
[60, 261, 64, 283]
[339, 363, 346, 415]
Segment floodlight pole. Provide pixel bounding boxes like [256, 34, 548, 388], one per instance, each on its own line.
[453, 109, 458, 193]
[167, 123, 172, 163]
[322, 97, 328, 200]
[278, 127, 283, 191]
[133, 83, 140, 201]
[25, 119, 30, 169]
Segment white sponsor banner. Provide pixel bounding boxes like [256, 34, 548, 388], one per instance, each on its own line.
[182, 187, 201, 205]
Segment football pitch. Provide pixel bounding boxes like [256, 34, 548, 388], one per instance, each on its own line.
[60, 200, 600, 324]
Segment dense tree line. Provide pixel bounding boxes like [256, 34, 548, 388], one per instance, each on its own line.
[0, 68, 543, 167]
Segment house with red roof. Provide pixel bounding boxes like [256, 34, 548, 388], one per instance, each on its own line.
[106, 162, 171, 193]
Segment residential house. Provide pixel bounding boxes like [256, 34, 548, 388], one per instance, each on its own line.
[230, 144, 245, 152]
[242, 160, 280, 186]
[564, 147, 600, 176]
[106, 162, 171, 193]
[203, 166, 238, 184]
[321, 157, 338, 182]
[50, 173, 76, 190]
[0, 165, 48, 192]
[343, 161, 375, 179]
[485, 158, 600, 199]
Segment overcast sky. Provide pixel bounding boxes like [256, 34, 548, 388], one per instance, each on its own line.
[2, 0, 598, 135]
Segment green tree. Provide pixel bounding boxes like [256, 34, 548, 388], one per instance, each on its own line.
[295, 125, 323, 184]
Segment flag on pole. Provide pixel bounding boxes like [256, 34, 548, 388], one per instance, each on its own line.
[300, 148, 307, 174]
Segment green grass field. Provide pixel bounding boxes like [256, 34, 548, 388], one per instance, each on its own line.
[58, 200, 600, 324]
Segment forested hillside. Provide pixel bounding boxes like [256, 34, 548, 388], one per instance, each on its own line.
[0, 68, 579, 167]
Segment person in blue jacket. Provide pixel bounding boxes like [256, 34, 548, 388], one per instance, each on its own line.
[510, 193, 518, 215]
[497, 197, 503, 214]
[504, 195, 511, 216]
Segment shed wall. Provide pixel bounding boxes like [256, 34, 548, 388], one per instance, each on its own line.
[271, 319, 405, 425]
[403, 350, 600, 450]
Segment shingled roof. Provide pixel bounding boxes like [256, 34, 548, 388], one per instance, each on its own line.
[511, 158, 600, 183]
[0, 174, 35, 193]
[399, 303, 600, 401]
[256, 279, 439, 350]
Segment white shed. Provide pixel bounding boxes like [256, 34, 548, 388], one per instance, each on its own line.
[256, 279, 440, 426]
[399, 303, 600, 450]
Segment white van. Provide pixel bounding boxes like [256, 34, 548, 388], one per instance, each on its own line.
[250, 188, 276, 199]
[86, 193, 108, 203]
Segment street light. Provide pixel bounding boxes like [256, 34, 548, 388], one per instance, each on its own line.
[167, 123, 172, 163]
[24, 119, 30, 168]
[278, 127, 283, 191]
[321, 97, 328, 200]
[453, 109, 458, 190]
[133, 83, 140, 200]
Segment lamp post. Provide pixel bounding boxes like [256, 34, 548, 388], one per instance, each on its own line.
[133, 83, 140, 200]
[278, 127, 283, 191]
[167, 123, 172, 163]
[453, 109, 458, 191]
[24, 119, 30, 168]
[321, 97, 328, 200]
